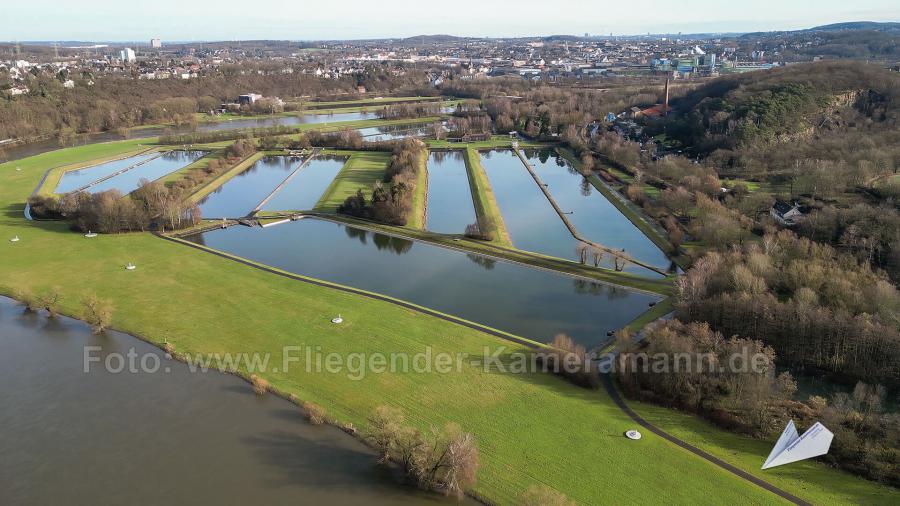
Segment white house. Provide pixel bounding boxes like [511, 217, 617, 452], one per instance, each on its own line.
[770, 201, 806, 226]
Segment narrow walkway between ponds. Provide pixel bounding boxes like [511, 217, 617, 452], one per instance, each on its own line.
[71, 152, 164, 193]
[250, 148, 320, 214]
[513, 149, 669, 277]
[600, 374, 811, 506]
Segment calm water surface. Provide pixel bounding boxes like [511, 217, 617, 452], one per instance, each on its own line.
[523, 149, 671, 271]
[262, 156, 347, 212]
[187, 219, 660, 347]
[425, 151, 476, 234]
[198, 156, 300, 219]
[55, 152, 158, 193]
[86, 150, 207, 195]
[0, 297, 456, 506]
[479, 150, 580, 260]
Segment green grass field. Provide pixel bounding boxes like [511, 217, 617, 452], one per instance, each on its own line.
[313, 152, 391, 212]
[1, 141, 896, 505]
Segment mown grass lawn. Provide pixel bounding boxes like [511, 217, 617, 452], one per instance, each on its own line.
[313, 151, 391, 212]
[1, 141, 896, 506]
[629, 399, 900, 505]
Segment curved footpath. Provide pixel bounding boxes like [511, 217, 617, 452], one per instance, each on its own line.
[601, 374, 811, 506]
[158, 231, 812, 506]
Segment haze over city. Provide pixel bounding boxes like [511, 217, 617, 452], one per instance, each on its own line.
[4, 0, 900, 40]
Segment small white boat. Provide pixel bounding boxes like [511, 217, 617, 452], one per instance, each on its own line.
[84, 231, 98, 238]
[331, 315, 343, 324]
[125, 262, 137, 271]
[10, 235, 20, 243]
[625, 430, 642, 440]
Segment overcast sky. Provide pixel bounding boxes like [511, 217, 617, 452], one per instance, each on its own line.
[4, 0, 899, 41]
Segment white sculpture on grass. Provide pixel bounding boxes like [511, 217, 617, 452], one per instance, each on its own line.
[762, 420, 833, 469]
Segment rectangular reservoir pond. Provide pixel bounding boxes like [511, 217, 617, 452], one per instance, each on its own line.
[186, 219, 661, 347]
[55, 152, 159, 193]
[523, 148, 672, 272]
[198, 156, 301, 219]
[261, 155, 348, 212]
[479, 150, 580, 260]
[85, 150, 207, 195]
[357, 123, 435, 142]
[0, 296, 458, 506]
[190, 111, 377, 133]
[425, 151, 476, 234]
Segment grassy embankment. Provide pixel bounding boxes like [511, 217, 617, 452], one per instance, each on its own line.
[461, 147, 512, 247]
[185, 152, 267, 205]
[1, 141, 897, 505]
[313, 152, 392, 212]
[426, 136, 549, 150]
[407, 147, 429, 230]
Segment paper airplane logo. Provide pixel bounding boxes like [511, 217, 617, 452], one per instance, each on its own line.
[762, 420, 834, 469]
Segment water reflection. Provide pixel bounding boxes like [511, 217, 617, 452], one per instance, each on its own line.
[198, 156, 299, 219]
[186, 218, 660, 347]
[466, 253, 496, 271]
[521, 148, 672, 273]
[261, 156, 346, 212]
[0, 296, 457, 505]
[426, 151, 476, 234]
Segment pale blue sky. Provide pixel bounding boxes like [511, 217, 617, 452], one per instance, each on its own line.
[5, 0, 899, 41]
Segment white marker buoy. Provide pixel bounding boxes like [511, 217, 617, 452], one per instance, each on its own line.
[125, 262, 136, 271]
[10, 235, 20, 243]
[625, 430, 642, 440]
[331, 315, 343, 324]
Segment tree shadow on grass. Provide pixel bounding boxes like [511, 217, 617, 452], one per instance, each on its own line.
[2, 203, 25, 219]
[470, 351, 616, 406]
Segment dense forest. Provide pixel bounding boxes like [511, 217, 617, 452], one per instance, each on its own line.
[648, 62, 900, 281]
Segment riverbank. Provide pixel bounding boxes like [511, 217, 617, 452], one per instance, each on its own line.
[3, 141, 896, 505]
[0, 295, 457, 506]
